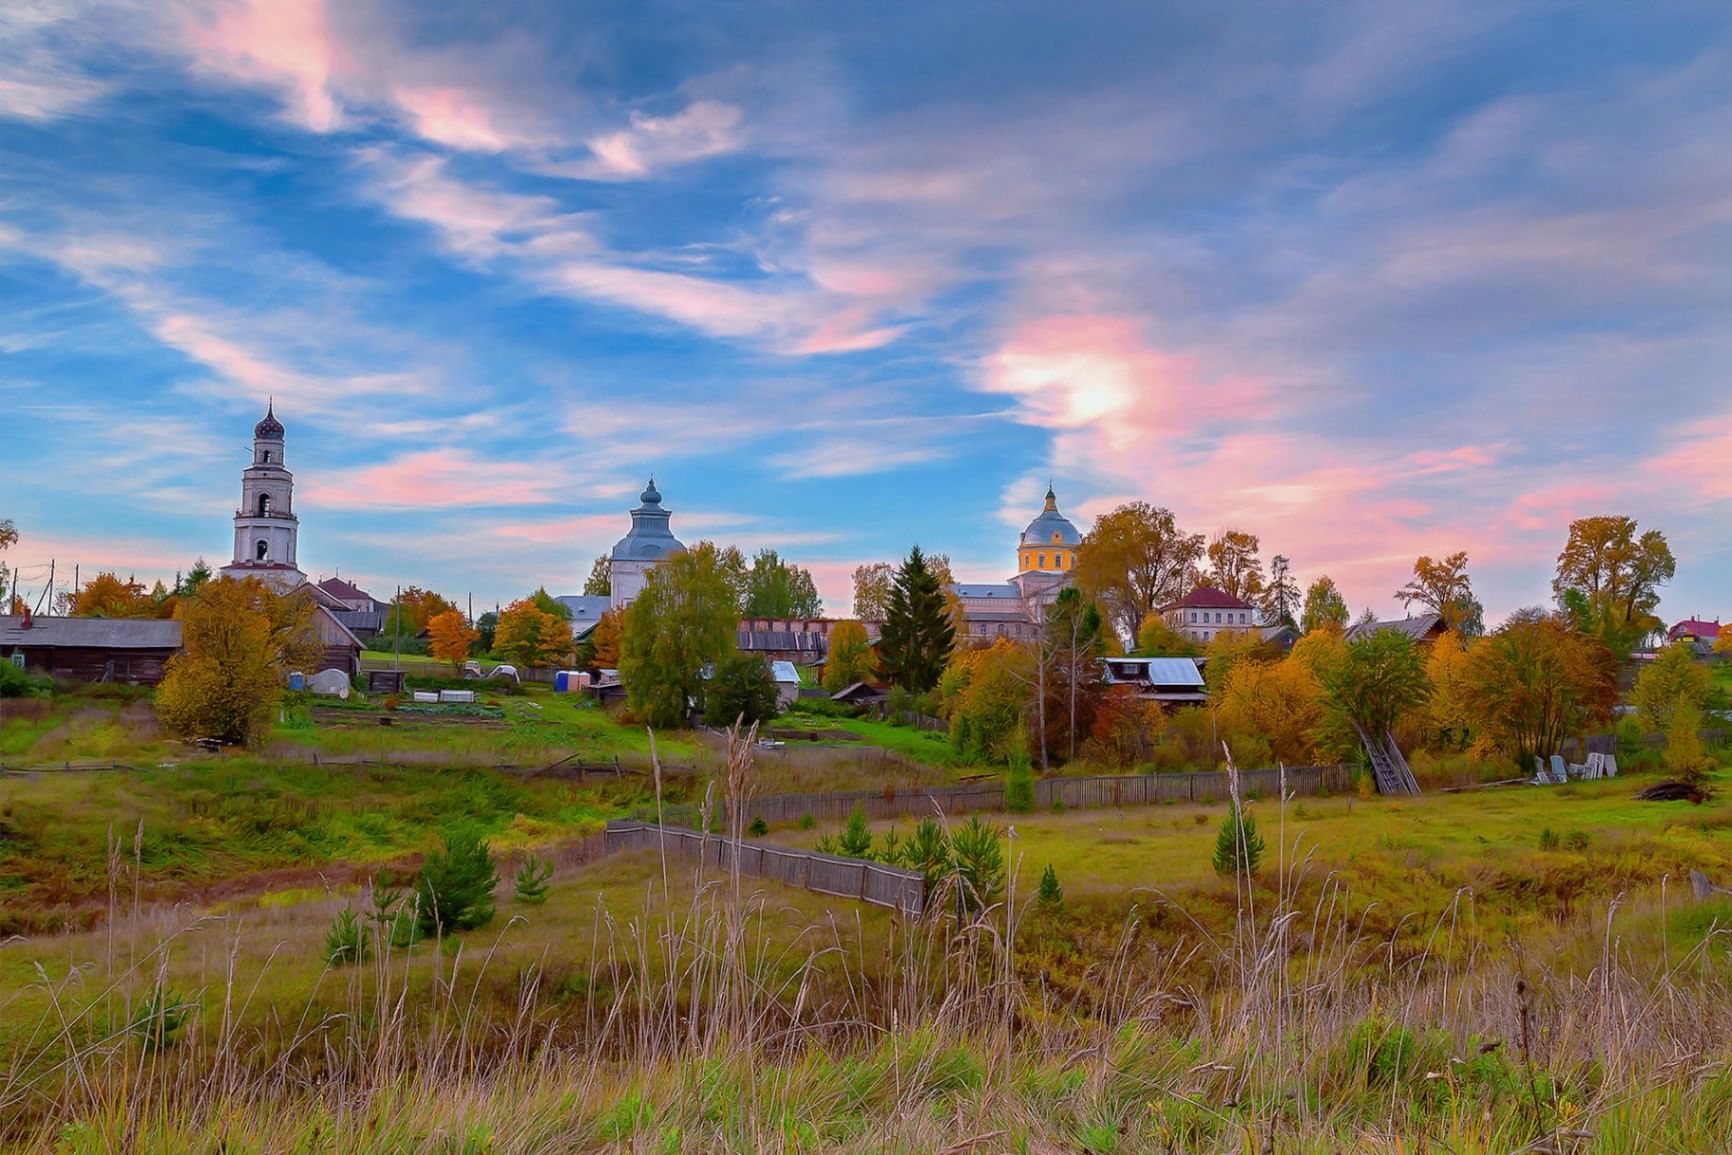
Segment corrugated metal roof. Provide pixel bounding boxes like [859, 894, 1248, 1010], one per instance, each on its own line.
[0, 616, 181, 649]
[770, 660, 800, 684]
[737, 629, 827, 653]
[1104, 657, 1204, 687]
[953, 582, 1020, 599]
[1344, 613, 1443, 643]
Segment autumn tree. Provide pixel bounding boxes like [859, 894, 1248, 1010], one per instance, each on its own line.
[1717, 626, 1732, 656]
[1323, 629, 1431, 742]
[1215, 655, 1326, 766]
[851, 563, 895, 621]
[155, 578, 321, 746]
[586, 607, 625, 668]
[0, 518, 16, 604]
[1206, 529, 1265, 603]
[1202, 628, 1272, 697]
[1552, 515, 1675, 656]
[428, 609, 479, 674]
[1135, 612, 1201, 657]
[1259, 554, 1300, 628]
[876, 546, 956, 696]
[1421, 631, 1476, 751]
[942, 639, 1033, 764]
[621, 541, 741, 729]
[821, 619, 875, 692]
[1631, 641, 1712, 734]
[1044, 587, 1108, 763]
[741, 549, 823, 618]
[1074, 502, 1205, 641]
[1084, 687, 1168, 768]
[387, 586, 460, 636]
[493, 599, 571, 669]
[1463, 613, 1617, 769]
[1395, 551, 1484, 637]
[70, 572, 152, 618]
[582, 556, 611, 597]
[920, 552, 969, 636]
[1300, 576, 1349, 634]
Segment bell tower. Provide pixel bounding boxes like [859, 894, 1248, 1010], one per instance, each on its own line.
[221, 402, 303, 586]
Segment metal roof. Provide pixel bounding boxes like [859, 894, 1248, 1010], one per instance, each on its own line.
[1343, 613, 1444, 643]
[555, 595, 612, 623]
[0, 616, 182, 649]
[610, 478, 685, 561]
[953, 582, 1021, 599]
[770, 660, 800, 684]
[1104, 657, 1205, 687]
[1019, 487, 1081, 548]
[1163, 586, 1256, 611]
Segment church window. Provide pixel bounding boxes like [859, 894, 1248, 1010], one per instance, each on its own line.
[1052, 532, 1061, 544]
[258, 493, 271, 516]
[1038, 553, 1046, 568]
[255, 540, 269, 562]
[261, 450, 271, 464]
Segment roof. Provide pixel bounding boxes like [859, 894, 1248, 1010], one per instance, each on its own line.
[328, 609, 385, 633]
[953, 582, 1021, 600]
[316, 576, 376, 604]
[1104, 657, 1205, 688]
[738, 628, 827, 655]
[1163, 586, 1255, 612]
[832, 681, 887, 702]
[555, 595, 612, 626]
[611, 478, 685, 562]
[0, 616, 182, 649]
[253, 402, 284, 441]
[1669, 619, 1723, 639]
[1019, 486, 1081, 550]
[1344, 612, 1445, 643]
[770, 660, 800, 684]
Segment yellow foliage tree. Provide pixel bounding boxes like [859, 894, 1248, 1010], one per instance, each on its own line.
[1422, 631, 1476, 751]
[587, 607, 625, 668]
[155, 578, 321, 746]
[1717, 625, 1732, 655]
[822, 619, 875, 692]
[427, 609, 479, 674]
[1215, 655, 1326, 765]
[494, 598, 571, 669]
[70, 572, 152, 618]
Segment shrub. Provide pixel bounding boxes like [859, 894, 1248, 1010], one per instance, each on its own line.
[131, 984, 193, 1052]
[837, 804, 873, 858]
[704, 653, 782, 727]
[513, 854, 552, 905]
[1037, 863, 1063, 909]
[950, 817, 1006, 914]
[1564, 830, 1591, 851]
[1212, 804, 1265, 876]
[415, 826, 499, 935]
[797, 814, 816, 831]
[324, 907, 369, 966]
[747, 816, 769, 837]
[897, 818, 953, 891]
[1004, 743, 1035, 813]
[0, 662, 51, 698]
[1538, 827, 1560, 851]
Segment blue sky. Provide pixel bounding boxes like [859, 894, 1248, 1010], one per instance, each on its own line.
[1, 1, 1728, 622]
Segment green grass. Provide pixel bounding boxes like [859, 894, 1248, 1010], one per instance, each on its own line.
[776, 711, 976, 769]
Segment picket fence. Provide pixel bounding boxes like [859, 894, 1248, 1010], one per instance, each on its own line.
[604, 820, 926, 915]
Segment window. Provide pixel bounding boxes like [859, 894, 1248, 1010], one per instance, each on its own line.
[1188, 610, 1196, 623]
[255, 539, 269, 562]
[8, 650, 23, 670]
[1215, 611, 1222, 623]
[1052, 532, 1061, 544]
[257, 493, 271, 516]
[1038, 553, 1046, 568]
[261, 450, 271, 464]
[1239, 612, 1247, 623]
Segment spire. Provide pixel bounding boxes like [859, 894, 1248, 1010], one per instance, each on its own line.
[1044, 481, 1057, 510]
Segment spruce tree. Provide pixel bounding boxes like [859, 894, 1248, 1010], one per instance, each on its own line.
[876, 546, 956, 695]
[837, 803, 873, 858]
[1037, 863, 1063, 909]
[1211, 803, 1265, 877]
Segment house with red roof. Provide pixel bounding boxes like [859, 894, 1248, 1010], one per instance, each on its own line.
[1668, 617, 1723, 646]
[1160, 586, 1258, 644]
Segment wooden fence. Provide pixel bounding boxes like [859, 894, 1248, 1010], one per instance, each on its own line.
[604, 821, 926, 915]
[640, 764, 1352, 829]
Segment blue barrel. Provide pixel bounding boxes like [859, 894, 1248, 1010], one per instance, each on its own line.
[554, 670, 570, 693]
[288, 672, 306, 691]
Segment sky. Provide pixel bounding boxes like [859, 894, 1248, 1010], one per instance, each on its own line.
[0, 1, 1728, 624]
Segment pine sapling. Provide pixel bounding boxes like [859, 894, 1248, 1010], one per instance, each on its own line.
[1037, 863, 1063, 909]
[514, 854, 553, 905]
[747, 816, 769, 837]
[837, 803, 873, 858]
[1212, 803, 1265, 877]
[324, 907, 369, 965]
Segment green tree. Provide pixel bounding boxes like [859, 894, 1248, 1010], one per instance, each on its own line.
[949, 817, 1006, 915]
[582, 556, 611, 597]
[1395, 551, 1484, 638]
[1074, 502, 1206, 641]
[1004, 738, 1035, 812]
[1324, 629, 1431, 738]
[821, 619, 875, 692]
[1036, 863, 1063, 909]
[414, 827, 499, 936]
[705, 653, 781, 726]
[1301, 576, 1350, 634]
[1553, 515, 1675, 655]
[621, 542, 742, 729]
[1463, 613, 1618, 768]
[836, 804, 873, 858]
[475, 610, 498, 653]
[1259, 554, 1300, 628]
[174, 557, 213, 598]
[530, 586, 573, 621]
[1212, 804, 1265, 876]
[876, 546, 956, 695]
[1632, 641, 1711, 733]
[513, 854, 552, 905]
[741, 549, 823, 618]
[324, 908, 369, 966]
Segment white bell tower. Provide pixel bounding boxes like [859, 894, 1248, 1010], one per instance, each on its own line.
[220, 402, 304, 587]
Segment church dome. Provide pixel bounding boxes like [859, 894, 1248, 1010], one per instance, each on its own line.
[254, 402, 285, 441]
[611, 477, 685, 561]
[1020, 485, 1080, 547]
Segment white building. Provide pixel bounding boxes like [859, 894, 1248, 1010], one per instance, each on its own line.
[608, 478, 684, 611]
[220, 403, 304, 588]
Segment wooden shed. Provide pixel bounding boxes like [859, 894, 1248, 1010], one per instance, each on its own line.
[1, 615, 182, 685]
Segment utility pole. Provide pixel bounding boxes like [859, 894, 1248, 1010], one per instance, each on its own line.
[33, 559, 53, 615]
[394, 583, 402, 672]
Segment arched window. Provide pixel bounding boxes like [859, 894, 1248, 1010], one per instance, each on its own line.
[257, 493, 272, 516]
[261, 450, 272, 464]
[255, 540, 269, 562]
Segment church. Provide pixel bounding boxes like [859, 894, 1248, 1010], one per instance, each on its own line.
[951, 484, 1080, 643]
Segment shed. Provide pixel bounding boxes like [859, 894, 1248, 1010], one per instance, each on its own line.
[770, 659, 801, 708]
[0, 615, 181, 685]
[831, 681, 888, 707]
[1103, 657, 1208, 706]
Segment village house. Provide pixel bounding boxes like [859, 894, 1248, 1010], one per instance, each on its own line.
[1, 611, 181, 685]
[1161, 586, 1258, 644]
[1343, 612, 1449, 646]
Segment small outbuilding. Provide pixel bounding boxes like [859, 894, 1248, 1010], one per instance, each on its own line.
[0, 614, 181, 685]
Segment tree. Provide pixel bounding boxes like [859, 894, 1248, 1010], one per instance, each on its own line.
[716, 545, 750, 611]
[387, 587, 459, 636]
[1323, 629, 1431, 739]
[1074, 502, 1205, 641]
[414, 826, 498, 936]
[513, 855, 553, 905]
[1202, 628, 1269, 697]
[69, 572, 152, 618]
[155, 578, 322, 746]
[530, 586, 573, 621]
[427, 609, 479, 674]
[1212, 804, 1265, 877]
[1421, 631, 1476, 752]
[837, 804, 873, 858]
[1135, 613, 1201, 657]
[1718, 626, 1732, 656]
[705, 653, 781, 727]
[1395, 551, 1484, 638]
[1037, 863, 1063, 909]
[921, 553, 969, 636]
[587, 607, 625, 668]
[621, 541, 742, 729]
[1045, 588, 1108, 763]
[1259, 554, 1300, 628]
[876, 546, 956, 695]
[1463, 613, 1618, 769]
[1301, 576, 1349, 634]
[941, 639, 1032, 764]
[494, 598, 571, 668]
[0, 518, 16, 604]
[1553, 515, 1675, 656]
[174, 558, 213, 598]
[851, 563, 895, 621]
[1206, 529, 1265, 603]
[1083, 686, 1167, 768]
[1215, 655, 1326, 766]
[821, 619, 875, 692]
[476, 610, 498, 653]
[583, 556, 611, 597]
[742, 549, 823, 618]
[949, 817, 1006, 915]
[1631, 641, 1711, 733]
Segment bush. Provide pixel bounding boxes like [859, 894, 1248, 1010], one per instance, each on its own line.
[950, 817, 1006, 914]
[747, 816, 769, 837]
[1004, 743, 1034, 813]
[415, 826, 499, 935]
[787, 697, 864, 719]
[324, 907, 369, 966]
[131, 984, 193, 1051]
[797, 814, 816, 831]
[704, 654, 782, 727]
[1212, 804, 1265, 876]
[513, 854, 552, 905]
[0, 662, 51, 698]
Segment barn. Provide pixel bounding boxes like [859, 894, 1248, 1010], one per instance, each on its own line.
[1, 615, 182, 685]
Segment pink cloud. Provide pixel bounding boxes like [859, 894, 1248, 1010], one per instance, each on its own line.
[1646, 414, 1732, 503]
[300, 450, 573, 510]
[574, 101, 745, 180]
[185, 0, 343, 132]
[390, 85, 539, 152]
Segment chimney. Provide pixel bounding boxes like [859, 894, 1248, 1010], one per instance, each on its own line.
[20, 605, 33, 629]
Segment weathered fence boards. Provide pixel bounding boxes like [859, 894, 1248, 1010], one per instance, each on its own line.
[702, 764, 1351, 829]
[604, 821, 926, 915]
